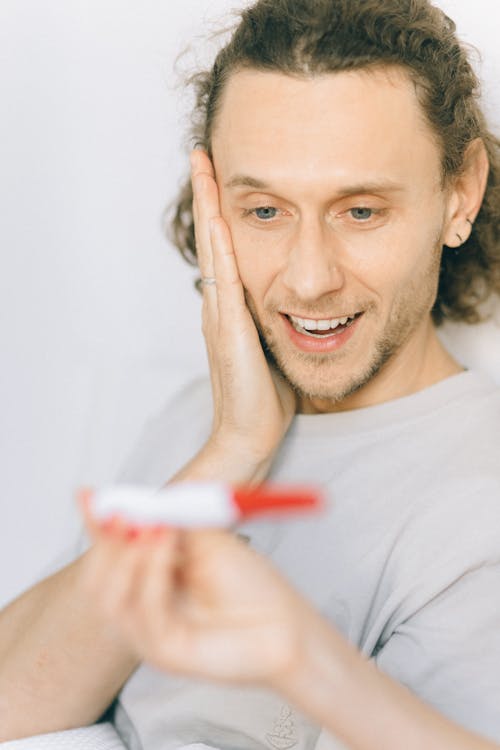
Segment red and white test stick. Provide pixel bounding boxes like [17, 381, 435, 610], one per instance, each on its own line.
[89, 482, 323, 528]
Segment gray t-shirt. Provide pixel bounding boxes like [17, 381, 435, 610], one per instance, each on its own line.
[114, 370, 500, 750]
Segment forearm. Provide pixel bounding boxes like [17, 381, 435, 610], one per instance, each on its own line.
[170, 438, 274, 485]
[278, 612, 498, 750]
[0, 551, 138, 741]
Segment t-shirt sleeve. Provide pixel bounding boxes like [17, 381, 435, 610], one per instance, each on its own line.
[375, 560, 500, 741]
[374, 478, 500, 743]
[115, 377, 213, 488]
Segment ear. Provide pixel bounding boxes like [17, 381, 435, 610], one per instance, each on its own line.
[442, 138, 489, 248]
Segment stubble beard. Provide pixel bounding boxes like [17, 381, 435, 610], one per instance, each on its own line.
[253, 311, 403, 405]
[244, 243, 443, 406]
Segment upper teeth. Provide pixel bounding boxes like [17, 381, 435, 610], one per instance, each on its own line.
[289, 314, 354, 331]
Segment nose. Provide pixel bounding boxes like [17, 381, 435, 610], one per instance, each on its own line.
[281, 216, 345, 300]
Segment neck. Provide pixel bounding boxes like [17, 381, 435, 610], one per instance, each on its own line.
[297, 317, 463, 415]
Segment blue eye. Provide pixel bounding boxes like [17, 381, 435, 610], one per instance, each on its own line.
[254, 206, 278, 220]
[349, 207, 374, 221]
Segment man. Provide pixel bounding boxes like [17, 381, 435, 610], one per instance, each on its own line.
[1, 0, 500, 748]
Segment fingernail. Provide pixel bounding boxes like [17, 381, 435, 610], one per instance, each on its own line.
[101, 515, 120, 534]
[153, 525, 169, 538]
[126, 526, 141, 541]
[77, 486, 93, 510]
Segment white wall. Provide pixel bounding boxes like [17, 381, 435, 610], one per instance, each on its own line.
[1, 0, 499, 607]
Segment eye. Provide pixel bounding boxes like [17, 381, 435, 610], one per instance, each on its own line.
[349, 207, 374, 221]
[253, 206, 278, 221]
[240, 204, 287, 227]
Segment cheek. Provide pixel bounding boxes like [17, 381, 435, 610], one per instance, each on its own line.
[373, 230, 442, 312]
[345, 221, 437, 307]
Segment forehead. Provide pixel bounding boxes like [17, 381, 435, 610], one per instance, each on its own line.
[211, 66, 442, 191]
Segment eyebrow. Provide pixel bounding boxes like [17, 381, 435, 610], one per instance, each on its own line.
[225, 175, 269, 189]
[224, 174, 406, 196]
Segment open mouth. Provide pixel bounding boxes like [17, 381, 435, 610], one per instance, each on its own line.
[286, 312, 363, 338]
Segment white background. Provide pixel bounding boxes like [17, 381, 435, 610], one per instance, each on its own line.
[0, 0, 499, 607]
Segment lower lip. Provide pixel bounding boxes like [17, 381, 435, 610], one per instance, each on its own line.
[282, 313, 363, 353]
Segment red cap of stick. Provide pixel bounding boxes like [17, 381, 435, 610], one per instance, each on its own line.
[232, 484, 324, 519]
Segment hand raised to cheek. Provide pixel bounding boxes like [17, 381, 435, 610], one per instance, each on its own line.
[189, 150, 296, 480]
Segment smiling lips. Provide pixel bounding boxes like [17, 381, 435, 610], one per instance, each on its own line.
[281, 311, 363, 352]
[287, 312, 359, 337]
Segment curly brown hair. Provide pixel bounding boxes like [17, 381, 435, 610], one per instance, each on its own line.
[169, 0, 500, 325]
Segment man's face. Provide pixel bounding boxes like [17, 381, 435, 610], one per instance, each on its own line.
[211, 66, 450, 407]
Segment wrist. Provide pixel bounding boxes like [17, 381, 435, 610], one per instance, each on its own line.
[270, 606, 348, 690]
[171, 435, 275, 485]
[269, 607, 360, 730]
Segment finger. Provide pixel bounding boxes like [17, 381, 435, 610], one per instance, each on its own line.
[202, 215, 244, 414]
[190, 150, 220, 281]
[77, 487, 102, 540]
[209, 216, 248, 325]
[190, 151, 225, 406]
[121, 528, 181, 661]
[203, 329, 223, 424]
[193, 173, 219, 280]
[190, 148, 215, 180]
[80, 518, 145, 620]
[98, 531, 150, 622]
[78, 487, 130, 546]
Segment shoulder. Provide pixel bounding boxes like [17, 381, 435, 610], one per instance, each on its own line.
[143, 376, 213, 434]
[379, 472, 500, 629]
[388, 371, 500, 489]
[116, 376, 213, 486]
[429, 372, 500, 481]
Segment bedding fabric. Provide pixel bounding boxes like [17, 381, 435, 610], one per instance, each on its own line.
[0, 723, 125, 750]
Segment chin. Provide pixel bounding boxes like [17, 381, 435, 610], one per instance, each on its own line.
[262, 342, 364, 401]
[284, 365, 372, 404]
[266, 333, 398, 406]
[256, 305, 404, 404]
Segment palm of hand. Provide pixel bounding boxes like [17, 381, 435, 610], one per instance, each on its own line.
[142, 530, 305, 684]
